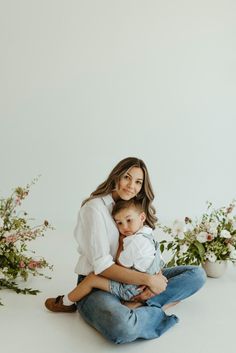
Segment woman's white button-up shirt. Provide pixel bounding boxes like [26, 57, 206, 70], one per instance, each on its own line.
[74, 194, 119, 275]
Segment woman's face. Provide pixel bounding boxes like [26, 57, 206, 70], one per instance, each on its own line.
[112, 167, 144, 201]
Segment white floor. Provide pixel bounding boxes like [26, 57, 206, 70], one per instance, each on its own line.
[1, 230, 236, 353]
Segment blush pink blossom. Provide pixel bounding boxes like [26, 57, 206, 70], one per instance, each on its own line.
[15, 197, 22, 205]
[28, 261, 37, 269]
[19, 261, 25, 268]
[5, 235, 18, 243]
[28, 260, 41, 269]
[207, 234, 214, 241]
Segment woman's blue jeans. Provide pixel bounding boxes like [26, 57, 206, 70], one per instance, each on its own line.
[76, 265, 206, 344]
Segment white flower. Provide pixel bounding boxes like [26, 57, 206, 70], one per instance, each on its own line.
[206, 221, 218, 235]
[227, 243, 235, 252]
[196, 231, 208, 243]
[179, 244, 189, 255]
[227, 213, 234, 222]
[0, 217, 4, 228]
[177, 232, 185, 240]
[232, 221, 236, 230]
[206, 252, 217, 262]
[172, 220, 185, 239]
[3, 231, 11, 237]
[230, 249, 236, 260]
[220, 229, 231, 239]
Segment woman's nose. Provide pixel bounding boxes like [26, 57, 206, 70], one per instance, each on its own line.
[127, 180, 134, 188]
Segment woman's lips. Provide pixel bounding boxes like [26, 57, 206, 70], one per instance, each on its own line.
[124, 189, 134, 195]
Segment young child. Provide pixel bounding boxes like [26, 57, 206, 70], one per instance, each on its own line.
[45, 199, 165, 312]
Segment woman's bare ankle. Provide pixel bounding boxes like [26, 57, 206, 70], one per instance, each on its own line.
[122, 301, 143, 309]
[162, 301, 180, 312]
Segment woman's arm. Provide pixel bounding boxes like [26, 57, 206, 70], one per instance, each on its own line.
[101, 264, 167, 295]
[107, 233, 168, 295]
[115, 234, 125, 265]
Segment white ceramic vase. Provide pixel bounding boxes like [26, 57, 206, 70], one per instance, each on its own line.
[202, 260, 227, 278]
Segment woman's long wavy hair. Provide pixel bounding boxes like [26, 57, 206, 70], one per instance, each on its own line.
[82, 157, 157, 229]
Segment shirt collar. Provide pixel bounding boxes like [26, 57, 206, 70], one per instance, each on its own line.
[101, 194, 115, 207]
[136, 226, 153, 236]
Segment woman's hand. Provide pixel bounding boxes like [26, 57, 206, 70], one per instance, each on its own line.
[119, 234, 125, 243]
[115, 234, 126, 264]
[132, 272, 168, 302]
[148, 272, 168, 294]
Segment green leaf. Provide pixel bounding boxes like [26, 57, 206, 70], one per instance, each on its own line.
[166, 256, 176, 267]
[193, 241, 205, 261]
[167, 242, 174, 250]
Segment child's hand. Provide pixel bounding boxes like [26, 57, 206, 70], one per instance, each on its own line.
[131, 287, 155, 302]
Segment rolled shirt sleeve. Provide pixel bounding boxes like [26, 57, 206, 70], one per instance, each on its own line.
[74, 203, 116, 275]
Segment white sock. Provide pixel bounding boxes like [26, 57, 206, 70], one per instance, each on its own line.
[62, 294, 74, 306]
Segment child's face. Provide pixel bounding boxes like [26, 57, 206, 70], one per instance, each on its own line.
[113, 207, 146, 236]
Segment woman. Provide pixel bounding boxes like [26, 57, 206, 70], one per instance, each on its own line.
[60, 157, 206, 343]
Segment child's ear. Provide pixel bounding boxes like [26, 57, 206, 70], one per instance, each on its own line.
[140, 212, 146, 222]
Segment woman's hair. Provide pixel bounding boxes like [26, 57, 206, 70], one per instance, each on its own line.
[112, 199, 144, 218]
[82, 157, 157, 229]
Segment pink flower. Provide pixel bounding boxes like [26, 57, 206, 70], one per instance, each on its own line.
[19, 261, 25, 268]
[207, 234, 214, 241]
[15, 197, 22, 205]
[28, 260, 41, 269]
[28, 261, 37, 269]
[5, 235, 18, 243]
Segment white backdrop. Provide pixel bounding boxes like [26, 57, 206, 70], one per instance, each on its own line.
[1, 0, 236, 233]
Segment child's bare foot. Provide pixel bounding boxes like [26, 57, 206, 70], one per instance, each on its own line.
[162, 301, 180, 312]
[122, 301, 143, 309]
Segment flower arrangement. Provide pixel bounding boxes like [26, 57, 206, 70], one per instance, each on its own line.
[0, 178, 53, 305]
[159, 201, 236, 267]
